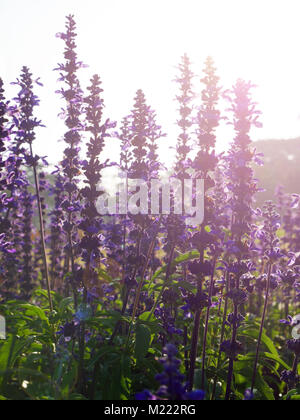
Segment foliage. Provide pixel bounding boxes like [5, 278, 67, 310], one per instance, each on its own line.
[0, 15, 299, 401]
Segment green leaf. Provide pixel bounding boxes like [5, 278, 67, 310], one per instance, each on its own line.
[283, 389, 300, 400]
[0, 335, 34, 389]
[68, 394, 88, 400]
[97, 268, 113, 283]
[239, 326, 279, 358]
[135, 324, 151, 360]
[255, 372, 275, 400]
[260, 352, 290, 370]
[101, 353, 131, 400]
[17, 304, 48, 323]
[139, 311, 157, 323]
[238, 351, 290, 371]
[150, 250, 200, 283]
[58, 297, 74, 315]
[235, 365, 275, 400]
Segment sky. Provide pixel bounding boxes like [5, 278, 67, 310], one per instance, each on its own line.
[1, 0, 300, 166]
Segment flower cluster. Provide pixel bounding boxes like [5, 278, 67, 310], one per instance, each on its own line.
[1, 15, 300, 402]
[136, 344, 205, 400]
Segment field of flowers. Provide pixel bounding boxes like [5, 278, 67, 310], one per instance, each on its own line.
[0, 15, 299, 401]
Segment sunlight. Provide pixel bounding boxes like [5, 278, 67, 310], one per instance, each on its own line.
[80, 0, 300, 160]
[1, 0, 300, 402]
[2, 0, 300, 163]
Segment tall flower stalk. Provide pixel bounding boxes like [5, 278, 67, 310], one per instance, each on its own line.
[130, 104, 165, 323]
[173, 54, 200, 391]
[19, 189, 35, 297]
[174, 54, 194, 177]
[251, 201, 282, 392]
[118, 90, 155, 325]
[0, 78, 13, 246]
[49, 169, 65, 291]
[13, 67, 53, 310]
[223, 79, 262, 399]
[76, 74, 113, 393]
[130, 89, 150, 179]
[187, 57, 221, 390]
[55, 15, 86, 307]
[0, 79, 9, 197]
[80, 74, 113, 297]
[195, 57, 221, 389]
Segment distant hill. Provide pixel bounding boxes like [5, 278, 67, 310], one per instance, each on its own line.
[253, 137, 300, 206]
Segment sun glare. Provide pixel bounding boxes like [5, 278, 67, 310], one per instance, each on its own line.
[2, 0, 300, 402]
[78, 0, 300, 163]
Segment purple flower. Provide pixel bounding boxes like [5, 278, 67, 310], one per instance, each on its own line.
[280, 315, 294, 326]
[57, 321, 79, 343]
[244, 389, 254, 400]
[55, 15, 86, 295]
[135, 390, 157, 400]
[220, 340, 243, 360]
[129, 89, 151, 180]
[226, 289, 248, 306]
[194, 56, 221, 177]
[287, 339, 300, 356]
[174, 54, 194, 177]
[136, 344, 204, 401]
[280, 369, 299, 388]
[189, 260, 213, 277]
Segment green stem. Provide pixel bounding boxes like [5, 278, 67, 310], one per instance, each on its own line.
[201, 258, 216, 389]
[130, 217, 162, 323]
[30, 144, 53, 311]
[251, 262, 273, 392]
[146, 245, 176, 323]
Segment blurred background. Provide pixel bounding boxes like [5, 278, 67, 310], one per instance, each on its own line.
[1, 0, 300, 205]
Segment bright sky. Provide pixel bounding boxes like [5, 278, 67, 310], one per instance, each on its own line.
[1, 0, 300, 165]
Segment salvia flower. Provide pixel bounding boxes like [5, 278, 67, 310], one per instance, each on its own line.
[174, 54, 194, 177]
[193, 56, 221, 178]
[136, 344, 204, 400]
[80, 74, 115, 295]
[55, 15, 86, 297]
